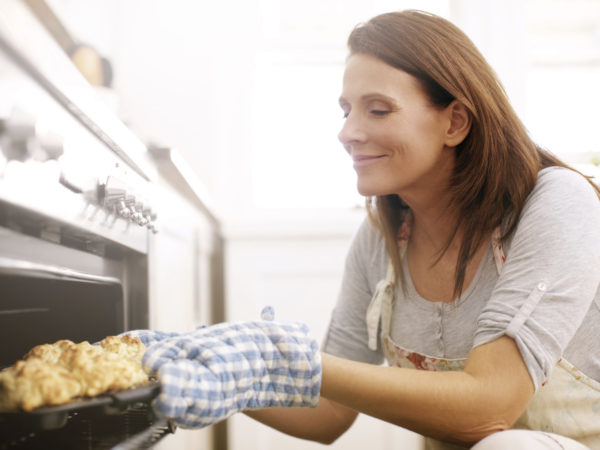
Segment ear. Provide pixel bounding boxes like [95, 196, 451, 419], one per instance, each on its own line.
[444, 100, 471, 147]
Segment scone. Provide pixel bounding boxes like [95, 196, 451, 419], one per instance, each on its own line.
[100, 335, 146, 364]
[0, 359, 81, 411]
[0, 335, 149, 411]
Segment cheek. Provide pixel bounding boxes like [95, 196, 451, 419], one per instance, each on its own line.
[370, 112, 446, 155]
[371, 123, 406, 150]
[404, 116, 447, 154]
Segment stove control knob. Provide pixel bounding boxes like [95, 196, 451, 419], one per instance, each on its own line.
[124, 195, 138, 220]
[99, 177, 157, 231]
[0, 108, 37, 162]
[35, 130, 64, 161]
[133, 201, 149, 226]
[103, 177, 125, 200]
[117, 198, 132, 219]
[142, 208, 153, 227]
[101, 177, 135, 220]
[134, 213, 147, 226]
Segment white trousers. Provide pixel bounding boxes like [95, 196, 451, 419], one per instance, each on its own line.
[471, 430, 590, 450]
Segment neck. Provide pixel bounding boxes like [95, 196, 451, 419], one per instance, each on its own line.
[409, 204, 460, 254]
[397, 145, 460, 251]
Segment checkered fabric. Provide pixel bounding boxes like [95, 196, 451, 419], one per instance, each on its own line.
[124, 329, 180, 347]
[140, 320, 322, 429]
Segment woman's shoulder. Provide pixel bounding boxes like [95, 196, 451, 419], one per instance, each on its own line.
[353, 216, 386, 248]
[525, 166, 599, 213]
[347, 216, 388, 267]
[535, 166, 598, 198]
[501, 166, 599, 244]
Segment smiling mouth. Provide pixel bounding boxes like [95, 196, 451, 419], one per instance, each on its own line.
[352, 154, 387, 168]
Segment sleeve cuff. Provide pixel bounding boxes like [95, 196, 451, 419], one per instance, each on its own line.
[474, 282, 561, 391]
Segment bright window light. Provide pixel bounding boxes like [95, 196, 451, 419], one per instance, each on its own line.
[249, 0, 451, 209]
[250, 57, 360, 209]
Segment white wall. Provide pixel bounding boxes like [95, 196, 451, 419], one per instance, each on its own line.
[46, 0, 263, 218]
[224, 209, 424, 450]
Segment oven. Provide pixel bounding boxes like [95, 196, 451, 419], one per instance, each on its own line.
[0, 1, 219, 448]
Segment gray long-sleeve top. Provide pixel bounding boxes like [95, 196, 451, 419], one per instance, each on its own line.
[322, 167, 600, 390]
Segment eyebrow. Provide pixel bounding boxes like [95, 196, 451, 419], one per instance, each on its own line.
[338, 93, 399, 106]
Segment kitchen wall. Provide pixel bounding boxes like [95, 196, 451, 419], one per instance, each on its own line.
[223, 208, 426, 449]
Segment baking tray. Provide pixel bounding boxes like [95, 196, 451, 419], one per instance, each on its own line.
[0, 380, 161, 431]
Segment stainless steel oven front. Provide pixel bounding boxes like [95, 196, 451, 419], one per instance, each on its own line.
[0, 1, 169, 448]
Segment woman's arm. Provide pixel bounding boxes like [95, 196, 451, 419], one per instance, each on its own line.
[246, 335, 532, 446]
[322, 335, 534, 446]
[246, 397, 358, 444]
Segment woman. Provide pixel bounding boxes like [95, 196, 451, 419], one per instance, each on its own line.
[246, 9, 600, 449]
[139, 10, 600, 449]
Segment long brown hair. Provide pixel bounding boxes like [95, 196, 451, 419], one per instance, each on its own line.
[348, 10, 599, 299]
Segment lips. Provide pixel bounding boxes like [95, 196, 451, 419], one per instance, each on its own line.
[352, 154, 387, 168]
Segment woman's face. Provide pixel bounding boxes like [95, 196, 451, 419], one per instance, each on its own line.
[338, 53, 455, 200]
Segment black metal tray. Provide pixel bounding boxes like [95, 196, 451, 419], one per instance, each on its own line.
[0, 380, 161, 431]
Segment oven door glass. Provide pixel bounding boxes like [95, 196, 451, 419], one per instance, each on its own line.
[0, 263, 123, 368]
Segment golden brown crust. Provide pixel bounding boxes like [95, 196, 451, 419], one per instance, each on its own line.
[0, 335, 149, 412]
[100, 335, 146, 364]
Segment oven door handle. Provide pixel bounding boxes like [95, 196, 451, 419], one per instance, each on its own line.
[0, 257, 121, 285]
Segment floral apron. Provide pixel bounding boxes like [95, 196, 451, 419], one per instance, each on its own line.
[365, 222, 600, 449]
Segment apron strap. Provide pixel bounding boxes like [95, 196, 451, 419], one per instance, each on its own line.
[366, 261, 395, 351]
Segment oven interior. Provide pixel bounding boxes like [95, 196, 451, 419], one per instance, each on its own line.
[0, 214, 169, 449]
[0, 274, 123, 368]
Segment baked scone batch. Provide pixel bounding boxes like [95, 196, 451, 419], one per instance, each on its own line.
[0, 335, 149, 412]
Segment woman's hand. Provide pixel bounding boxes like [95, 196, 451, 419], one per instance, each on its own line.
[141, 320, 322, 429]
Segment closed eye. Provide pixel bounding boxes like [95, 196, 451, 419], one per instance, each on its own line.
[371, 110, 390, 116]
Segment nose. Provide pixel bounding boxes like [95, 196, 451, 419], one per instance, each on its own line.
[338, 113, 367, 152]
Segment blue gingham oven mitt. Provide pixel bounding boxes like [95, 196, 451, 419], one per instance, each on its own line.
[129, 315, 322, 428]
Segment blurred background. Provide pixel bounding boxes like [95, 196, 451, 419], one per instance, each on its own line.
[45, 0, 600, 216]
[2, 0, 600, 449]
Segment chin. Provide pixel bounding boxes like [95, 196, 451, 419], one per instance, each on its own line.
[356, 182, 388, 197]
